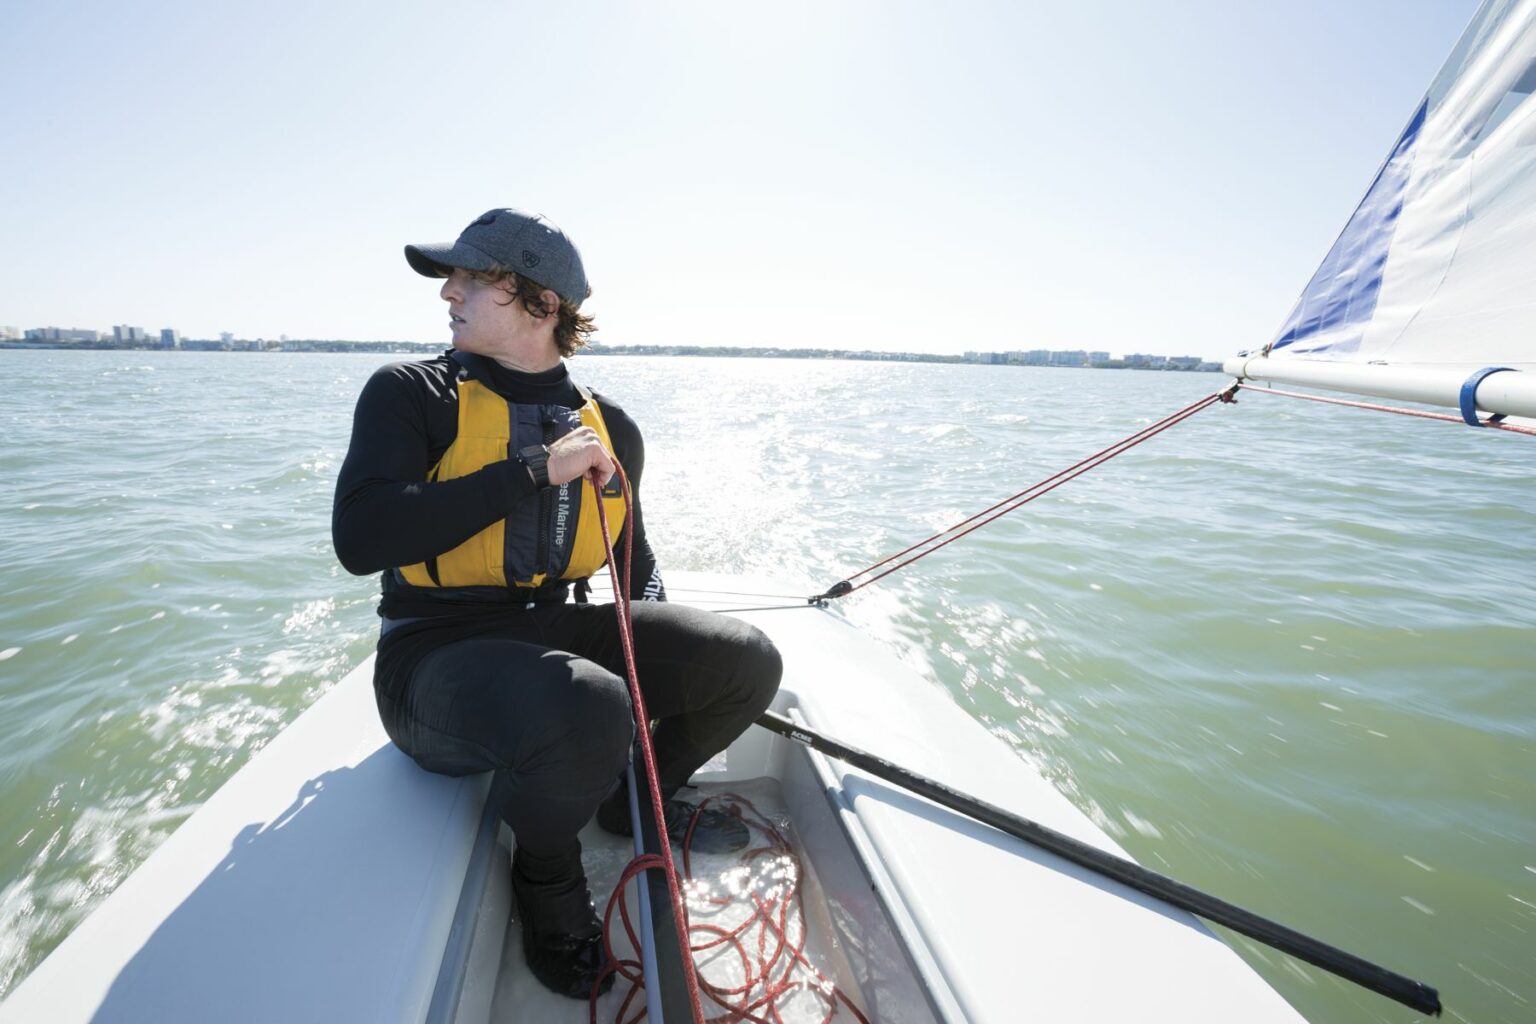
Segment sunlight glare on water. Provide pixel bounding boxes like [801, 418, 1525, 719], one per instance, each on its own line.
[0, 350, 1532, 1024]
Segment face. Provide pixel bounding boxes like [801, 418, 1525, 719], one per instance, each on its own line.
[439, 268, 528, 358]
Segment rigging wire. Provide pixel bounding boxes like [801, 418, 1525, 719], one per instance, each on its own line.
[692, 603, 818, 614]
[586, 574, 818, 614]
[809, 384, 1237, 603]
[678, 588, 812, 601]
[806, 373, 1532, 606]
[589, 578, 812, 603]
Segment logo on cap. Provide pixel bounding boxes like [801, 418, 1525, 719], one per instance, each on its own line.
[521, 250, 541, 268]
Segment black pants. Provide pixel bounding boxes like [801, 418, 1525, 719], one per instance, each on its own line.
[375, 601, 782, 864]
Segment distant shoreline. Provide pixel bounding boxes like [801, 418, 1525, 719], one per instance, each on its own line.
[0, 339, 1223, 371]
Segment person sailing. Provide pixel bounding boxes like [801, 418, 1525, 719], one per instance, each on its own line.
[332, 208, 782, 999]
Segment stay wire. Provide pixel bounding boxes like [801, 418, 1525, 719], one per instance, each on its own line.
[695, 604, 818, 614]
[811, 385, 1235, 602]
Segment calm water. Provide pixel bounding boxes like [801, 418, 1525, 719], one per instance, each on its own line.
[0, 350, 1531, 1023]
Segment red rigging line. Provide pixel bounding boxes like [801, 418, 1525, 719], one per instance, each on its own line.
[592, 464, 707, 1024]
[812, 385, 1237, 603]
[590, 467, 869, 1023]
[806, 376, 1533, 606]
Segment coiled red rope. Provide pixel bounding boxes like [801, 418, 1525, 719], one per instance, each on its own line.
[680, 794, 871, 1024]
[597, 792, 871, 1024]
[589, 466, 868, 1023]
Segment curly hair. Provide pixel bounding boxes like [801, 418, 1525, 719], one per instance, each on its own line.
[468, 265, 596, 357]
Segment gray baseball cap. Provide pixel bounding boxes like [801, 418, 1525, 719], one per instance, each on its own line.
[404, 208, 590, 309]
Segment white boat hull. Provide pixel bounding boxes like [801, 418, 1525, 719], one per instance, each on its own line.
[0, 571, 1305, 1023]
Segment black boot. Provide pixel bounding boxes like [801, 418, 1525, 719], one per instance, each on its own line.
[596, 784, 751, 855]
[511, 845, 614, 1000]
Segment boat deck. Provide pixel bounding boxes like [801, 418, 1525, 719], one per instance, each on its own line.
[0, 571, 1307, 1024]
[489, 777, 897, 1023]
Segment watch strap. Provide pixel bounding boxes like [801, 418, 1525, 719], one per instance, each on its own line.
[517, 444, 550, 488]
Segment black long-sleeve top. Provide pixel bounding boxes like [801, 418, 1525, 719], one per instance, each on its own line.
[333, 352, 664, 693]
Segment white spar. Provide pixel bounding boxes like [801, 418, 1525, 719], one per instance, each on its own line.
[1222, 355, 1536, 421]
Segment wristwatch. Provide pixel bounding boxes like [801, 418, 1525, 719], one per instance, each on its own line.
[517, 444, 551, 488]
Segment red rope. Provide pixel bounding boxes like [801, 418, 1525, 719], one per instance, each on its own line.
[685, 794, 871, 1024]
[835, 387, 1233, 595]
[819, 379, 1530, 601]
[597, 792, 871, 1023]
[589, 466, 868, 1023]
[591, 464, 707, 1024]
[1237, 382, 1536, 436]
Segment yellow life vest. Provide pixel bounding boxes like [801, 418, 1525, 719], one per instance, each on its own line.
[397, 362, 626, 591]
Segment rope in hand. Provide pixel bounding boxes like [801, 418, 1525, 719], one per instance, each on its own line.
[587, 465, 869, 1023]
[589, 463, 708, 1024]
[810, 384, 1237, 603]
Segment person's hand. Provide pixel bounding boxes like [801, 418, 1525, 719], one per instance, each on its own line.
[545, 427, 615, 487]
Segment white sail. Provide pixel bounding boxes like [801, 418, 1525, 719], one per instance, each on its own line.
[1226, 0, 1536, 421]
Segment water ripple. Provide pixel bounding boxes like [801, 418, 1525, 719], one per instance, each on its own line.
[0, 351, 1531, 1023]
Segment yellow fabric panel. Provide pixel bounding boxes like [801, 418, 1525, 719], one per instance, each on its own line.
[397, 375, 624, 590]
[399, 380, 509, 588]
[396, 561, 435, 586]
[397, 561, 435, 586]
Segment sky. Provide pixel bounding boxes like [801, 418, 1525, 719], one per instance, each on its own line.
[0, 0, 1484, 360]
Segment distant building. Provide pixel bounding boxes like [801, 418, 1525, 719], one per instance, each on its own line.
[1165, 355, 1202, 370]
[965, 350, 1007, 364]
[1021, 349, 1050, 366]
[160, 328, 180, 349]
[25, 326, 100, 342]
[1049, 350, 1088, 366]
[219, 332, 234, 344]
[0, 326, 19, 340]
[113, 324, 149, 343]
[1088, 351, 1110, 364]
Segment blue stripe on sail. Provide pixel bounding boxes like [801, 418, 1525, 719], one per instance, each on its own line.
[1270, 100, 1428, 357]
